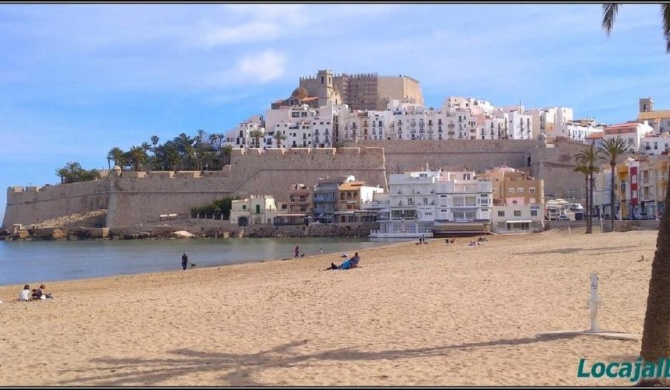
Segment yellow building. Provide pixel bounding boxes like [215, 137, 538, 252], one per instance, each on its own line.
[483, 165, 544, 206]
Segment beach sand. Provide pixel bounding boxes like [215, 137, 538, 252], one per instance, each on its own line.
[0, 228, 656, 386]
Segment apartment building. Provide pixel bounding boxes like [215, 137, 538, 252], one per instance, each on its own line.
[603, 121, 654, 152]
[484, 165, 544, 206]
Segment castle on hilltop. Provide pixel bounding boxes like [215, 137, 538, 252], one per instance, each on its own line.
[271, 69, 424, 111]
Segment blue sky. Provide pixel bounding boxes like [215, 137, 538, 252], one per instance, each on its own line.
[1, 3, 669, 224]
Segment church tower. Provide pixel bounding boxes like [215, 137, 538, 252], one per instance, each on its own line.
[639, 97, 654, 113]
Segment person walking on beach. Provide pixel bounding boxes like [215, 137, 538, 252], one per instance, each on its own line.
[181, 252, 188, 271]
[294, 245, 300, 259]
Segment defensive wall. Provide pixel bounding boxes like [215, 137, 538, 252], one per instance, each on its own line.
[3, 147, 387, 228]
[347, 138, 586, 201]
[4, 140, 590, 229]
[3, 180, 108, 227]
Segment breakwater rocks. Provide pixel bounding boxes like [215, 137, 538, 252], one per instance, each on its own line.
[0, 222, 378, 241]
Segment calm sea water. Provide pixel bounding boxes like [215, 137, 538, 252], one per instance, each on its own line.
[0, 237, 410, 287]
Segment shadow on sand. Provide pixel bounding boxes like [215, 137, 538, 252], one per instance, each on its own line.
[518, 245, 641, 256]
[55, 332, 587, 386]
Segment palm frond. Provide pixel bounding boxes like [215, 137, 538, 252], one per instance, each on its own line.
[662, 3, 670, 52]
[602, 3, 620, 35]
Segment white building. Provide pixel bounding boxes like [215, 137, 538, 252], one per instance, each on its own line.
[528, 106, 574, 140]
[641, 133, 670, 156]
[552, 118, 605, 143]
[221, 115, 265, 149]
[434, 171, 493, 222]
[229, 195, 279, 226]
[603, 121, 654, 153]
[502, 106, 533, 140]
[491, 204, 544, 233]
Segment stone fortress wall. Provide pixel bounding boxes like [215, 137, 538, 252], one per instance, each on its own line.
[348, 138, 586, 198]
[3, 140, 588, 229]
[3, 180, 109, 227]
[4, 147, 388, 228]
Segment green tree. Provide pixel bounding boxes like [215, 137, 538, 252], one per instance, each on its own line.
[598, 136, 628, 231]
[127, 145, 148, 171]
[54, 162, 101, 183]
[602, 5, 670, 385]
[249, 130, 264, 148]
[107, 147, 126, 169]
[274, 131, 287, 149]
[574, 143, 601, 234]
[220, 145, 233, 167]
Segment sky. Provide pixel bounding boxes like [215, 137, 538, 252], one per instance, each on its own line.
[1, 3, 670, 224]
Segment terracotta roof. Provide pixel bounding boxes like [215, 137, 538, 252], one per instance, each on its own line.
[586, 132, 604, 139]
[604, 122, 640, 135]
[637, 110, 670, 121]
[339, 181, 365, 191]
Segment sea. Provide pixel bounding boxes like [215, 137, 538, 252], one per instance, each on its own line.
[0, 237, 410, 287]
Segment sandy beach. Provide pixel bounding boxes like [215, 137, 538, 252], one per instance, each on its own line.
[0, 228, 657, 386]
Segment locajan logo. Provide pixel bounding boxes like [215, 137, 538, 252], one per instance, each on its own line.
[578, 357, 670, 383]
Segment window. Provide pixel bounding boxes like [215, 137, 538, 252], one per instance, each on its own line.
[514, 210, 521, 217]
[508, 188, 515, 194]
[498, 210, 505, 217]
[531, 209, 538, 217]
[529, 187, 536, 194]
[517, 188, 524, 194]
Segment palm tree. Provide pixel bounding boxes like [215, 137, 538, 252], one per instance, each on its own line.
[195, 129, 207, 147]
[150, 135, 160, 151]
[127, 146, 148, 171]
[220, 145, 233, 167]
[574, 143, 601, 234]
[55, 167, 69, 184]
[249, 130, 264, 148]
[604, 5, 670, 386]
[107, 147, 126, 169]
[274, 131, 287, 149]
[599, 136, 628, 232]
[603, 4, 670, 53]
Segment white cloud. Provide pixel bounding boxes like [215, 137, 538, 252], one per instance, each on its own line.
[239, 50, 286, 82]
[201, 49, 287, 87]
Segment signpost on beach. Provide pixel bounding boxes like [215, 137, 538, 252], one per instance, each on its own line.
[589, 272, 600, 332]
[537, 271, 639, 341]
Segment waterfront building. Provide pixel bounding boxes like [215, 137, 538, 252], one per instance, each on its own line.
[229, 195, 279, 226]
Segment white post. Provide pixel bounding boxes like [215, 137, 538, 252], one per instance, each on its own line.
[589, 272, 600, 332]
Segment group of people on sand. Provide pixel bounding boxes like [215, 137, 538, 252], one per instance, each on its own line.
[324, 252, 361, 271]
[18, 284, 52, 301]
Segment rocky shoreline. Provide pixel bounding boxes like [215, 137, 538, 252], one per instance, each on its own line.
[0, 210, 378, 241]
[0, 221, 378, 241]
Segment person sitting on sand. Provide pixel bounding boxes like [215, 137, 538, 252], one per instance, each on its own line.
[32, 284, 51, 300]
[350, 252, 361, 268]
[18, 285, 31, 301]
[324, 254, 353, 271]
